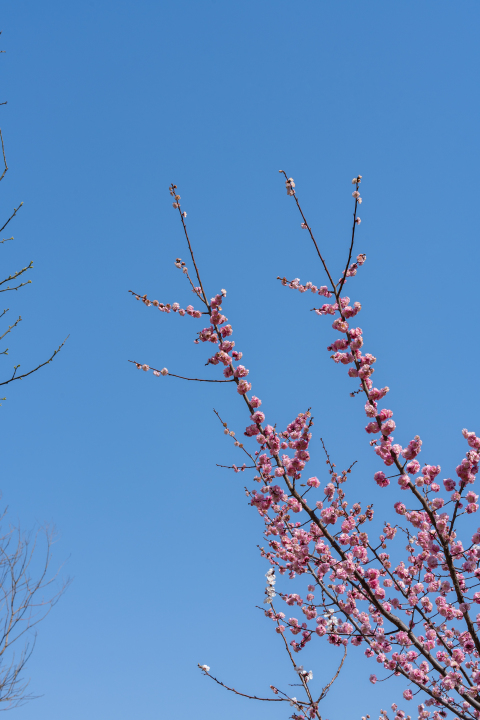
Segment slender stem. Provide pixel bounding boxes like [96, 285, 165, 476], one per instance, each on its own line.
[128, 360, 234, 383]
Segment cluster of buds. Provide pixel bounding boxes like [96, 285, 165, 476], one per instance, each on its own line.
[170, 185, 187, 217]
[221, 420, 244, 449]
[352, 175, 363, 223]
[170, 184, 180, 208]
[285, 177, 295, 196]
[174, 257, 187, 271]
[135, 364, 168, 377]
[341, 253, 367, 280]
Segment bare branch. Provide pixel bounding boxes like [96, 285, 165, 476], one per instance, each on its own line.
[0, 337, 68, 388]
[0, 262, 33, 290]
[0, 203, 23, 236]
[0, 130, 7, 183]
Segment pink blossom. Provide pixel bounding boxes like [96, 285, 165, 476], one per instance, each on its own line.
[374, 471, 389, 488]
[332, 319, 349, 333]
[406, 460, 420, 475]
[251, 411, 265, 424]
[237, 380, 252, 395]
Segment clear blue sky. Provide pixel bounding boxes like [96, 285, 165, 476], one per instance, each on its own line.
[2, 2, 480, 719]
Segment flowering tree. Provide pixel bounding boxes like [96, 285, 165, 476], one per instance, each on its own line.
[130, 174, 480, 720]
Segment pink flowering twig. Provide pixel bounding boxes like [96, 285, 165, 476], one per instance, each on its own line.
[128, 359, 234, 383]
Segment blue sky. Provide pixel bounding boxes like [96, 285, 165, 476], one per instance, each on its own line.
[1, 2, 480, 718]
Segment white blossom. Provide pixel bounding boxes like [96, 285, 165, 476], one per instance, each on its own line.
[265, 568, 276, 586]
[295, 666, 313, 682]
[264, 585, 276, 604]
[324, 609, 339, 632]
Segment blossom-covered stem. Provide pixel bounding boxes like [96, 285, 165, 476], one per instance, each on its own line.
[128, 289, 208, 314]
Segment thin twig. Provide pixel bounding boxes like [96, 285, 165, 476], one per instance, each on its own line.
[0, 203, 23, 235]
[0, 129, 7, 183]
[0, 315, 21, 342]
[317, 644, 347, 702]
[199, 668, 285, 703]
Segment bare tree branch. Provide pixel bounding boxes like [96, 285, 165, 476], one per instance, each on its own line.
[0, 338, 68, 388]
